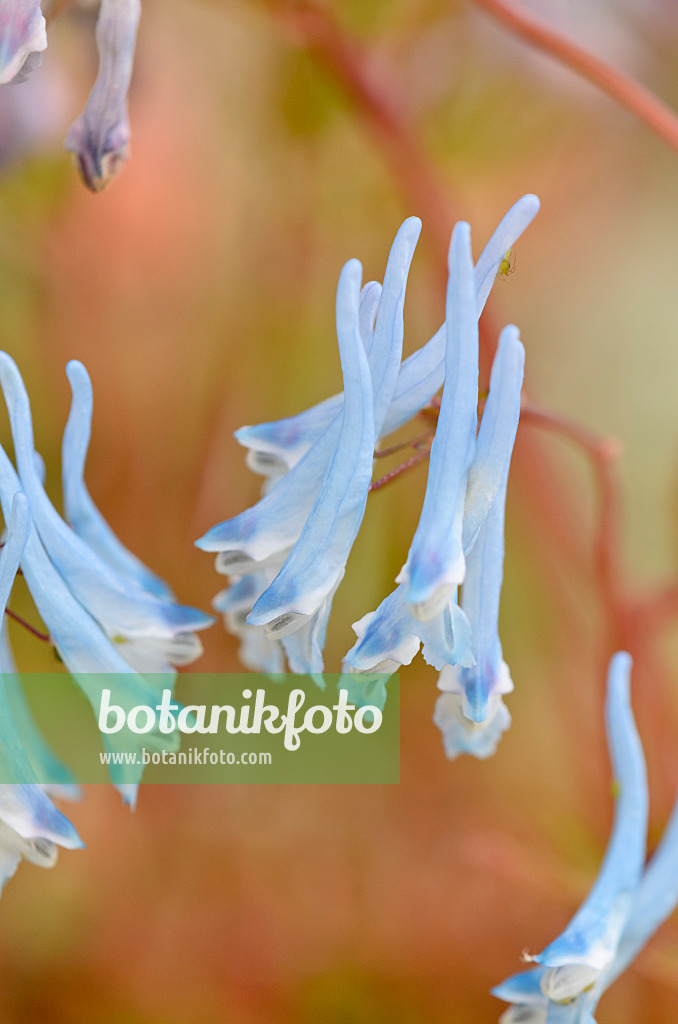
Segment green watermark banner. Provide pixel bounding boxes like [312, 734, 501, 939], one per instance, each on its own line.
[1, 673, 399, 785]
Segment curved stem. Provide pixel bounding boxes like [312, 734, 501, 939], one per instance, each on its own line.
[472, 0, 678, 154]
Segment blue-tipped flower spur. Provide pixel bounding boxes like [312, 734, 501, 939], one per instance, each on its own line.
[493, 652, 655, 1023]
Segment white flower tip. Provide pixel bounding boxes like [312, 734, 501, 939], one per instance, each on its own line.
[408, 583, 455, 622]
[539, 964, 600, 1004]
[344, 658, 399, 678]
[215, 551, 258, 576]
[263, 610, 313, 639]
[499, 1006, 547, 1024]
[245, 449, 288, 477]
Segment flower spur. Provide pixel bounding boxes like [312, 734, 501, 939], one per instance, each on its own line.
[493, 652, 649, 1022]
[0, 491, 82, 891]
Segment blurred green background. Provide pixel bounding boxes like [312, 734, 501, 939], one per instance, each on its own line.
[1, 0, 678, 1020]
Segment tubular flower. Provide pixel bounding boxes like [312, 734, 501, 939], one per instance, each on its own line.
[493, 652, 651, 1023]
[345, 325, 524, 758]
[245, 258, 375, 669]
[61, 359, 175, 602]
[435, 326, 524, 754]
[0, 352, 214, 677]
[0, 492, 82, 891]
[65, 0, 141, 192]
[0, 0, 46, 85]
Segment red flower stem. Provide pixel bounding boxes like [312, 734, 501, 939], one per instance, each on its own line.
[4, 607, 50, 643]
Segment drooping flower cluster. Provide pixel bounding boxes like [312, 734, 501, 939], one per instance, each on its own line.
[493, 652, 678, 1024]
[0, 352, 213, 891]
[0, 0, 141, 191]
[197, 194, 539, 759]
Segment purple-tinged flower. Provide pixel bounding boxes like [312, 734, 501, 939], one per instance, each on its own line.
[0, 0, 46, 85]
[65, 0, 140, 192]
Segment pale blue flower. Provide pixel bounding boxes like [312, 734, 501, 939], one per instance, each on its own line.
[236, 281, 383, 480]
[0, 491, 82, 890]
[0, 352, 214, 676]
[0, 0, 46, 85]
[493, 652, 650, 1022]
[0, 441, 180, 803]
[0, 783, 82, 891]
[65, 0, 140, 192]
[345, 326, 524, 759]
[62, 359, 175, 602]
[245, 258, 374, 654]
[397, 221, 478, 618]
[436, 326, 524, 727]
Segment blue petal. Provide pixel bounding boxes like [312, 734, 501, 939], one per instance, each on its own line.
[607, 765, 678, 985]
[235, 281, 383, 476]
[247, 258, 374, 637]
[197, 418, 341, 564]
[474, 194, 540, 312]
[368, 217, 421, 434]
[492, 966, 548, 1005]
[64, 0, 140, 192]
[0, 441, 180, 797]
[0, 353, 213, 644]
[399, 222, 478, 615]
[462, 326, 525, 553]
[535, 652, 648, 974]
[0, 622, 79, 795]
[380, 195, 539, 437]
[345, 585, 424, 674]
[437, 332, 524, 722]
[0, 784, 82, 849]
[280, 574, 343, 676]
[344, 583, 474, 674]
[62, 360, 176, 601]
[0, 1, 46, 85]
[433, 689, 511, 760]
